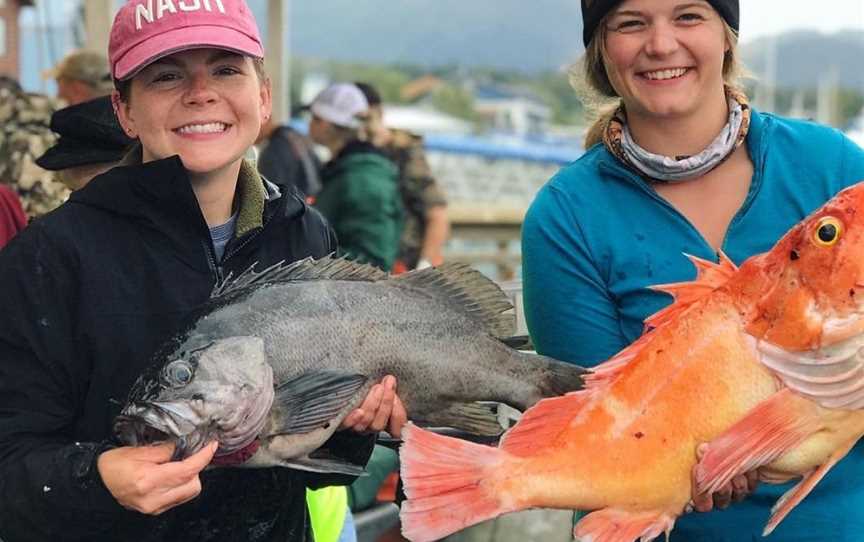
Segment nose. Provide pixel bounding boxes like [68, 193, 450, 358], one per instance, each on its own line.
[644, 21, 679, 57]
[183, 73, 219, 107]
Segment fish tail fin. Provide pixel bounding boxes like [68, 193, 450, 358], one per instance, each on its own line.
[574, 508, 676, 542]
[399, 423, 515, 542]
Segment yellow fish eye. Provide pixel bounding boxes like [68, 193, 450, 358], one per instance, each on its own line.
[813, 216, 843, 247]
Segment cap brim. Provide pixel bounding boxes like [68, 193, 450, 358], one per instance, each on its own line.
[36, 139, 128, 171]
[113, 25, 263, 81]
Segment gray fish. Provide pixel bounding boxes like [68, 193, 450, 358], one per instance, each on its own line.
[114, 257, 586, 474]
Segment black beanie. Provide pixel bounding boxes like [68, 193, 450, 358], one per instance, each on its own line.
[581, 0, 739, 47]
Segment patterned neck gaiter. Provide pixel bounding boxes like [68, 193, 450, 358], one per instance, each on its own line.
[602, 87, 751, 183]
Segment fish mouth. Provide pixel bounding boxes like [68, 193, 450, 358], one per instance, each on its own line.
[114, 401, 214, 460]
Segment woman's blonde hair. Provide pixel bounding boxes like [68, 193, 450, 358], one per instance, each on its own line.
[574, 15, 744, 148]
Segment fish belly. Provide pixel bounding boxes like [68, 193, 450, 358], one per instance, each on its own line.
[514, 302, 781, 513]
[764, 410, 864, 478]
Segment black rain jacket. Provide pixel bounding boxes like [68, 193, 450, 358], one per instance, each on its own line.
[0, 156, 374, 542]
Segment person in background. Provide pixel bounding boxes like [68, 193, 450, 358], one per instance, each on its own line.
[0, 184, 27, 249]
[0, 76, 68, 217]
[0, 1, 406, 541]
[256, 115, 322, 198]
[309, 83, 402, 271]
[43, 50, 114, 106]
[35, 95, 134, 191]
[522, 0, 864, 540]
[354, 82, 449, 272]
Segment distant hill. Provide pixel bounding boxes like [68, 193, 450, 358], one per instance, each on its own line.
[281, 0, 864, 89]
[740, 31, 864, 89]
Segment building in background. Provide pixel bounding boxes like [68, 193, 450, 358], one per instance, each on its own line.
[0, 0, 32, 78]
[474, 85, 551, 138]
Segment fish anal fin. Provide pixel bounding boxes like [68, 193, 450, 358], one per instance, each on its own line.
[280, 455, 367, 476]
[415, 401, 519, 437]
[763, 437, 858, 536]
[391, 263, 515, 338]
[695, 389, 823, 495]
[500, 393, 590, 457]
[573, 508, 676, 542]
[645, 252, 737, 329]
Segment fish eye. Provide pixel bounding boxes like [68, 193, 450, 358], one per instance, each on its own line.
[813, 216, 843, 247]
[165, 360, 194, 387]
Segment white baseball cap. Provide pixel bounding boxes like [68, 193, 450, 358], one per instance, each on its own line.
[310, 83, 369, 129]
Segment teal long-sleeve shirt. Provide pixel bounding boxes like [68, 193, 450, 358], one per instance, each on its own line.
[522, 110, 864, 541]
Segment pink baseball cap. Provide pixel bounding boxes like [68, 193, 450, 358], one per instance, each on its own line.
[109, 0, 264, 81]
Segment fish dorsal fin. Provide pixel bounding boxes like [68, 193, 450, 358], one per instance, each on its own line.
[583, 252, 738, 390]
[391, 262, 515, 338]
[211, 256, 389, 299]
[645, 252, 737, 329]
[499, 391, 590, 457]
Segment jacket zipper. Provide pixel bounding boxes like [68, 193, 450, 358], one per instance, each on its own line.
[222, 211, 273, 269]
[203, 239, 223, 285]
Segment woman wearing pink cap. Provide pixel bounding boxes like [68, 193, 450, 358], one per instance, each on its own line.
[0, 1, 405, 541]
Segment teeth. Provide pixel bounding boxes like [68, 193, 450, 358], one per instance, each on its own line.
[177, 122, 228, 135]
[644, 68, 688, 81]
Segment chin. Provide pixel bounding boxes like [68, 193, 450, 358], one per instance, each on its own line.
[178, 149, 247, 174]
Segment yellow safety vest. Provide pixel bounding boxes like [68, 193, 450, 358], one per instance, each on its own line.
[306, 486, 348, 542]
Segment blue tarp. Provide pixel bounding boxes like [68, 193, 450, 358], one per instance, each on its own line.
[289, 120, 583, 165]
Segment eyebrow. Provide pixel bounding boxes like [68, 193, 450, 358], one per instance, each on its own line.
[612, 1, 710, 17]
[206, 51, 245, 65]
[673, 2, 712, 10]
[148, 50, 245, 69]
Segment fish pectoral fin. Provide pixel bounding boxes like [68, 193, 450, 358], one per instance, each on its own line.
[269, 370, 368, 436]
[573, 508, 676, 542]
[764, 437, 858, 536]
[280, 455, 367, 476]
[695, 389, 823, 495]
[415, 402, 521, 437]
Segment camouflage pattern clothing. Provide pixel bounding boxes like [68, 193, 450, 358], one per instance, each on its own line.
[0, 79, 69, 217]
[382, 129, 447, 269]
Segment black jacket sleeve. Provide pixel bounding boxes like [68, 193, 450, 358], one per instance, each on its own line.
[304, 431, 377, 490]
[0, 223, 123, 542]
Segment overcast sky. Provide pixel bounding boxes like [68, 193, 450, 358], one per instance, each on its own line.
[31, 1, 864, 42]
[740, 0, 863, 42]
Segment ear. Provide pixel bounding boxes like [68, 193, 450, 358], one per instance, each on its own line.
[112, 90, 138, 139]
[259, 77, 273, 125]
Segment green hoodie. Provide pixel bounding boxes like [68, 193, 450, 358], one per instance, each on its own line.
[315, 141, 402, 270]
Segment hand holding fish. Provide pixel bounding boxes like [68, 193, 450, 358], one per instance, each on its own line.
[339, 375, 408, 437]
[98, 441, 218, 515]
[690, 443, 759, 512]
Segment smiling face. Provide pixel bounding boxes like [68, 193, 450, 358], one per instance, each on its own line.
[602, 0, 728, 122]
[114, 48, 271, 175]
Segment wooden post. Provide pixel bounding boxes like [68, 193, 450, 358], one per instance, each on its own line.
[83, 0, 113, 54]
[266, 0, 290, 123]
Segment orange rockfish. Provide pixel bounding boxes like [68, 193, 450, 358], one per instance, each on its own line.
[398, 182, 864, 542]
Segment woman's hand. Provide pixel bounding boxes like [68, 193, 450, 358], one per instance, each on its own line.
[690, 443, 759, 512]
[98, 441, 218, 515]
[339, 375, 408, 437]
